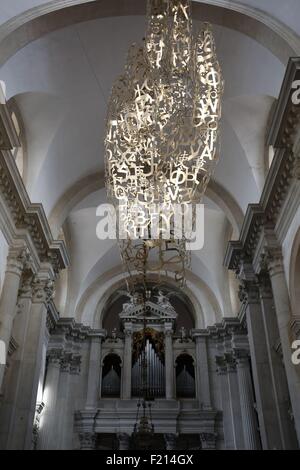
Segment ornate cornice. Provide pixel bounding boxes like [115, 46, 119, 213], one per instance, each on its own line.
[0, 150, 69, 273]
[267, 57, 300, 149]
[205, 317, 246, 340]
[225, 58, 300, 273]
[0, 98, 69, 274]
[32, 276, 55, 304]
[48, 315, 106, 342]
[47, 348, 63, 366]
[215, 355, 227, 375]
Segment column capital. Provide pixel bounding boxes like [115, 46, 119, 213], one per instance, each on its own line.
[70, 355, 81, 375]
[258, 229, 284, 277]
[6, 245, 31, 276]
[90, 330, 106, 341]
[164, 322, 173, 337]
[234, 349, 250, 366]
[263, 248, 284, 277]
[47, 348, 62, 367]
[123, 322, 133, 336]
[32, 276, 55, 304]
[215, 355, 227, 375]
[238, 279, 260, 305]
[79, 432, 97, 450]
[60, 352, 73, 373]
[18, 272, 34, 299]
[191, 329, 209, 340]
[225, 352, 237, 373]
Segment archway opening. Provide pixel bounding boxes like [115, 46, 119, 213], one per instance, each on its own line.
[101, 353, 121, 398]
[176, 354, 196, 399]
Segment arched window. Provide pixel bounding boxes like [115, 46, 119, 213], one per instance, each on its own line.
[101, 354, 121, 398]
[176, 354, 195, 398]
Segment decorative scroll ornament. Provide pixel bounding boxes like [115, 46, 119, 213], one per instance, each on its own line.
[105, 0, 223, 292]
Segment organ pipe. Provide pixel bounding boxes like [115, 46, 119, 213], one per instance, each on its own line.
[131, 337, 165, 398]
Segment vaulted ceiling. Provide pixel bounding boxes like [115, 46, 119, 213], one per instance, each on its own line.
[0, 0, 298, 327]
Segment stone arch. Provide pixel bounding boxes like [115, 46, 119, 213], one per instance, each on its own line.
[102, 350, 123, 366]
[91, 273, 202, 329]
[0, 0, 299, 69]
[101, 353, 122, 398]
[48, 171, 244, 239]
[175, 353, 196, 398]
[73, 266, 222, 329]
[100, 278, 196, 332]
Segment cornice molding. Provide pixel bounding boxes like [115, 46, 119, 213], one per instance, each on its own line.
[48, 315, 106, 341]
[0, 150, 69, 273]
[225, 58, 300, 273]
[0, 0, 299, 69]
[0, 97, 69, 274]
[204, 317, 246, 341]
[267, 57, 300, 148]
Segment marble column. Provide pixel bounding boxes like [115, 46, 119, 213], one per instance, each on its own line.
[79, 432, 97, 450]
[193, 332, 211, 409]
[199, 433, 217, 450]
[267, 251, 300, 444]
[7, 275, 54, 450]
[60, 355, 81, 450]
[259, 274, 298, 449]
[164, 433, 177, 450]
[55, 353, 72, 449]
[216, 356, 235, 449]
[235, 350, 261, 450]
[122, 324, 132, 399]
[0, 273, 33, 449]
[118, 433, 130, 450]
[0, 247, 28, 389]
[240, 274, 283, 449]
[38, 349, 62, 450]
[225, 354, 245, 449]
[164, 323, 175, 400]
[86, 334, 104, 408]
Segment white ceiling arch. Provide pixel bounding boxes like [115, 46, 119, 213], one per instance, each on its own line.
[0, 12, 283, 222]
[73, 266, 223, 329]
[94, 275, 201, 330]
[47, 171, 244, 239]
[0, 0, 294, 326]
[0, 0, 299, 67]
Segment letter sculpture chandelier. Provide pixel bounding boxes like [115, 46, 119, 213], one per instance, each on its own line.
[105, 0, 223, 292]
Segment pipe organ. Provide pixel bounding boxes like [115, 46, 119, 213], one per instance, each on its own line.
[101, 290, 195, 402]
[132, 338, 165, 399]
